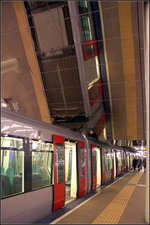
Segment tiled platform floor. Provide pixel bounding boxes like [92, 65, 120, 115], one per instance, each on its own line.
[39, 170, 147, 224]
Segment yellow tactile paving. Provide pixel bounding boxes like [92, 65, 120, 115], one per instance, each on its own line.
[92, 172, 143, 224]
[128, 171, 143, 185]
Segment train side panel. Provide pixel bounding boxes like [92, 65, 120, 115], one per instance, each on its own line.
[1, 187, 53, 223]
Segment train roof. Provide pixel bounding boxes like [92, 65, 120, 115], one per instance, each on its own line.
[1, 109, 86, 142]
[1, 109, 135, 153]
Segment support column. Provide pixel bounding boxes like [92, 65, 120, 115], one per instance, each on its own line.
[144, 2, 149, 224]
[68, 1, 91, 118]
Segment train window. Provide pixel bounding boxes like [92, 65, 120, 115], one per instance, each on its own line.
[32, 152, 53, 190]
[93, 148, 96, 175]
[104, 150, 113, 171]
[32, 140, 53, 190]
[1, 136, 23, 149]
[116, 152, 122, 167]
[80, 147, 84, 177]
[56, 143, 64, 184]
[32, 140, 53, 151]
[1, 136, 24, 198]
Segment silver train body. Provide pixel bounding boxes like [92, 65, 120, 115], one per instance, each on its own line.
[1, 109, 134, 223]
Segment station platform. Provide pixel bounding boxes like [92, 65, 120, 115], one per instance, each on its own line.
[39, 170, 146, 224]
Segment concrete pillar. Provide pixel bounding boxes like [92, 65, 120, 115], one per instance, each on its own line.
[144, 2, 149, 224]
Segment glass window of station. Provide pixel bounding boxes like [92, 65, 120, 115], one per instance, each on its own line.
[78, 1, 101, 92]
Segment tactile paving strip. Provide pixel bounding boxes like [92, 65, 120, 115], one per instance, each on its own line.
[92, 172, 143, 224]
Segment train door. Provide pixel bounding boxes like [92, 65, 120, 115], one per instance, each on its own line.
[91, 144, 97, 190]
[53, 135, 65, 211]
[114, 150, 116, 178]
[65, 141, 77, 204]
[77, 141, 85, 197]
[127, 154, 130, 171]
[111, 150, 114, 180]
[96, 147, 101, 187]
[101, 148, 106, 185]
[116, 151, 122, 176]
[91, 145, 101, 190]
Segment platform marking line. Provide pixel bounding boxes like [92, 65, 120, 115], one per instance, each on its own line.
[92, 172, 143, 224]
[50, 191, 101, 224]
[50, 172, 132, 224]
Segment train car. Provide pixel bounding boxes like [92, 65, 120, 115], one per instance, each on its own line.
[101, 147, 115, 185]
[124, 152, 131, 172]
[116, 150, 124, 177]
[1, 109, 133, 224]
[1, 109, 87, 223]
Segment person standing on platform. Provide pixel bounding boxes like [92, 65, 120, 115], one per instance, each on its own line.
[138, 157, 142, 171]
[132, 158, 137, 171]
[143, 158, 146, 172]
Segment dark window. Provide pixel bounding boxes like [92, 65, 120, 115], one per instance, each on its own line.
[91, 86, 99, 100]
[80, 16, 92, 41]
[63, 5, 74, 45]
[78, 1, 88, 14]
[97, 120, 104, 136]
[80, 147, 84, 177]
[83, 39, 98, 60]
[90, 81, 102, 106]
[85, 45, 94, 56]
[56, 143, 64, 184]
[93, 149, 96, 174]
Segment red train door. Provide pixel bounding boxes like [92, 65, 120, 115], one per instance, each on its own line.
[92, 144, 97, 190]
[53, 135, 65, 211]
[102, 148, 106, 185]
[78, 141, 85, 197]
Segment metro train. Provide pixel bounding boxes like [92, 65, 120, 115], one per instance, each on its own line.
[1, 109, 134, 223]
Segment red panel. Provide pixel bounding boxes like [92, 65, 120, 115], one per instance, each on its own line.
[102, 172, 106, 185]
[94, 113, 106, 137]
[102, 148, 106, 185]
[111, 168, 114, 180]
[111, 157, 114, 180]
[53, 135, 65, 211]
[92, 144, 97, 190]
[117, 167, 122, 176]
[89, 80, 102, 106]
[83, 38, 98, 60]
[78, 141, 85, 197]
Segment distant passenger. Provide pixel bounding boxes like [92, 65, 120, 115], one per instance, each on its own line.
[143, 158, 146, 172]
[138, 157, 142, 171]
[132, 158, 137, 171]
